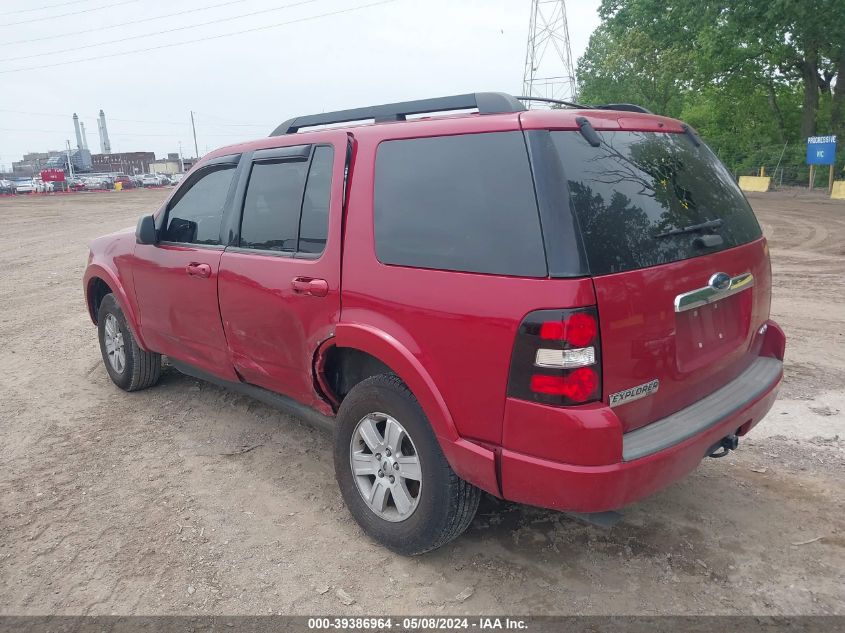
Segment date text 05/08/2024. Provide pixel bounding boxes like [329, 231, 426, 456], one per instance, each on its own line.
[307, 616, 529, 630]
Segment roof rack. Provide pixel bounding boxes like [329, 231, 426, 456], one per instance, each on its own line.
[270, 92, 526, 136]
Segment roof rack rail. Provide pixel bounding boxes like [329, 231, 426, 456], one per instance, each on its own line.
[270, 92, 526, 136]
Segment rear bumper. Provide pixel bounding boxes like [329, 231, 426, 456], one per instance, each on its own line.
[498, 324, 784, 513]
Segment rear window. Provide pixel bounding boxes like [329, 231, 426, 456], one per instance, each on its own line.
[374, 132, 547, 277]
[551, 131, 762, 275]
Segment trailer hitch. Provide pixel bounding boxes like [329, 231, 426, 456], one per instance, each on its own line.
[707, 433, 739, 458]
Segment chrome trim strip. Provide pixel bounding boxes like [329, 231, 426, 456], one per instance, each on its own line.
[157, 241, 225, 251]
[674, 272, 754, 313]
[225, 245, 295, 258]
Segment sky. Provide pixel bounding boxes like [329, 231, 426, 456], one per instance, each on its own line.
[0, 0, 601, 170]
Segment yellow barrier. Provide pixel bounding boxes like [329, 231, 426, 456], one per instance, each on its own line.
[114, 181, 123, 192]
[831, 181, 845, 200]
[738, 176, 771, 193]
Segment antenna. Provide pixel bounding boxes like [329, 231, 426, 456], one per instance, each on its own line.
[522, 0, 577, 107]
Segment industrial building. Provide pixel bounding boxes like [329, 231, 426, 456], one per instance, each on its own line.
[12, 151, 63, 177]
[10, 109, 192, 178]
[149, 153, 196, 175]
[45, 150, 93, 173]
[91, 152, 156, 174]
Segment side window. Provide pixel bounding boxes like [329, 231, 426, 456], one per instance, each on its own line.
[162, 166, 236, 245]
[239, 144, 334, 255]
[298, 145, 334, 255]
[240, 159, 309, 252]
[374, 132, 547, 277]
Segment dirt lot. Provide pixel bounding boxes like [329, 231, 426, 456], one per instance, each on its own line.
[0, 188, 843, 616]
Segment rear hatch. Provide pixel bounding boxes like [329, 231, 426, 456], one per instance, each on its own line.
[549, 125, 771, 432]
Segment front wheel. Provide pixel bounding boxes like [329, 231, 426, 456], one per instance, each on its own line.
[97, 293, 161, 391]
[333, 374, 480, 555]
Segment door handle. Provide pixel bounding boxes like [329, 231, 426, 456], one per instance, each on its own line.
[186, 263, 212, 278]
[291, 277, 329, 297]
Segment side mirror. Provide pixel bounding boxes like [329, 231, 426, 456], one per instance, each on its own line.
[135, 214, 158, 245]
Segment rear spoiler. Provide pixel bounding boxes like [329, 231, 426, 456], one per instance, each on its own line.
[516, 96, 652, 114]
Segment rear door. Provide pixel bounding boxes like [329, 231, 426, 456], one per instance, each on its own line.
[549, 129, 771, 432]
[133, 156, 240, 379]
[217, 133, 346, 407]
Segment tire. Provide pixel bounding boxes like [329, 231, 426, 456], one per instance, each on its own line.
[97, 293, 161, 392]
[333, 374, 481, 555]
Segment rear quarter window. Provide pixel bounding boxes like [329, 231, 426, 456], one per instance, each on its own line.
[374, 132, 547, 277]
[551, 131, 762, 275]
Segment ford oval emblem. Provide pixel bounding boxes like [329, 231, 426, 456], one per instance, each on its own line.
[709, 272, 731, 291]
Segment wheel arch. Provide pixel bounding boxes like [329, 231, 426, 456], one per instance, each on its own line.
[330, 323, 501, 496]
[84, 264, 149, 351]
[86, 276, 112, 323]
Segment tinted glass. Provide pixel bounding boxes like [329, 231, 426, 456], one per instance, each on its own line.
[374, 132, 546, 277]
[551, 131, 762, 275]
[298, 146, 334, 255]
[240, 159, 309, 252]
[162, 166, 235, 245]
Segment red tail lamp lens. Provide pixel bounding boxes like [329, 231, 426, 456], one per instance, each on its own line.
[539, 312, 597, 347]
[509, 307, 602, 406]
[539, 321, 564, 340]
[565, 313, 598, 347]
[530, 368, 599, 403]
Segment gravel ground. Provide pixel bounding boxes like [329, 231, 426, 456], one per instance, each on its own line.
[0, 188, 842, 616]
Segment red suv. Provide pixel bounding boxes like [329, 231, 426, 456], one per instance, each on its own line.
[83, 93, 785, 554]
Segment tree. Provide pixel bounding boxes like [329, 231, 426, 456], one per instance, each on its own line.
[579, 0, 845, 151]
[577, 23, 691, 116]
[723, 0, 845, 138]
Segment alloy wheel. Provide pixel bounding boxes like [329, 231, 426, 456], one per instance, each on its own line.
[103, 313, 126, 374]
[349, 412, 422, 522]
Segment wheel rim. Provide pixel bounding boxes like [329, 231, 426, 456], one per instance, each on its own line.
[349, 412, 422, 523]
[104, 313, 126, 374]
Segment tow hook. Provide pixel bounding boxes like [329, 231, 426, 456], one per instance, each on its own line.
[708, 433, 739, 458]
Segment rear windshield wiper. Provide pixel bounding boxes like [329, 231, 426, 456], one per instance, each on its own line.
[655, 218, 723, 239]
[575, 116, 601, 147]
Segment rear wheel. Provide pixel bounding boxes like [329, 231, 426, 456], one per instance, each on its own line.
[333, 374, 480, 555]
[97, 293, 161, 391]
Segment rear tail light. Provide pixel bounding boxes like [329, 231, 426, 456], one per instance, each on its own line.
[508, 307, 602, 406]
[534, 347, 595, 368]
[539, 311, 597, 346]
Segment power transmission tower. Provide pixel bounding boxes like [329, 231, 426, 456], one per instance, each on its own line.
[522, 0, 577, 106]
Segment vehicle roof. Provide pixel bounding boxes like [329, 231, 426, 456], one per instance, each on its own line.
[202, 107, 688, 164]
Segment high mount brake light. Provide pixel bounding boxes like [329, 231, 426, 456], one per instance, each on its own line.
[508, 307, 602, 406]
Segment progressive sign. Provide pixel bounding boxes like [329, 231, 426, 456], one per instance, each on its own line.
[806, 135, 837, 165]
